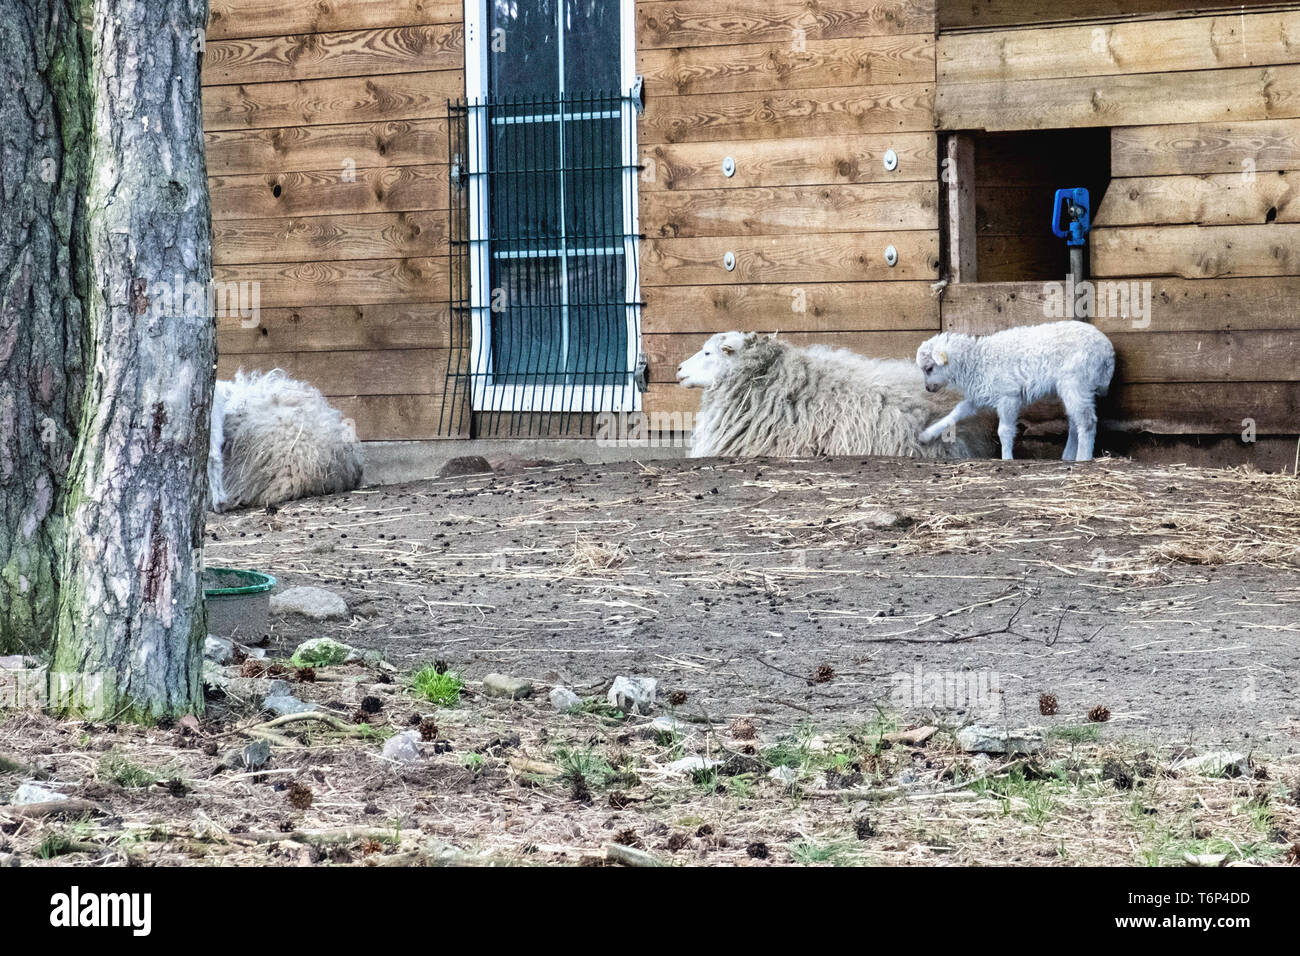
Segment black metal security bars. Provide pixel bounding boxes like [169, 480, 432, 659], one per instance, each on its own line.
[440, 91, 643, 438]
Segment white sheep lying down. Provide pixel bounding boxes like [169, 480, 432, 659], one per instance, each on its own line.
[676, 332, 995, 459]
[917, 320, 1115, 462]
[209, 370, 364, 511]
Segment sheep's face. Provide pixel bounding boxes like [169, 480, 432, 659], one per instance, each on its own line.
[917, 341, 951, 393]
[676, 331, 749, 389]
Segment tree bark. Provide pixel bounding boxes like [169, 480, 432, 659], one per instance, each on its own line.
[51, 0, 213, 719]
[0, 1, 90, 654]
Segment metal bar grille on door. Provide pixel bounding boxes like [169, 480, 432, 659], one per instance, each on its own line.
[440, 91, 643, 438]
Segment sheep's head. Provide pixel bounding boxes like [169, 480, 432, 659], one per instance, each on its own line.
[916, 336, 952, 393]
[676, 331, 754, 389]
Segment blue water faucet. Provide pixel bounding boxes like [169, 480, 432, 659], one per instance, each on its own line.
[1051, 187, 1091, 248]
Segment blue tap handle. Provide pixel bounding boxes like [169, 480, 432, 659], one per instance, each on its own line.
[1052, 187, 1091, 248]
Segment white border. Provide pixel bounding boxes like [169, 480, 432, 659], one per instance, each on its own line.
[463, 0, 641, 414]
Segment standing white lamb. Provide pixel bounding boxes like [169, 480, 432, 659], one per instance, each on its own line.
[916, 321, 1115, 462]
[209, 369, 364, 511]
[677, 332, 994, 459]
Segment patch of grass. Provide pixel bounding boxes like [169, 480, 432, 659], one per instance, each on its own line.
[790, 840, 849, 865]
[763, 723, 818, 771]
[974, 768, 1060, 826]
[1047, 724, 1102, 746]
[97, 752, 157, 789]
[554, 747, 613, 789]
[36, 831, 75, 860]
[460, 752, 485, 771]
[410, 666, 465, 706]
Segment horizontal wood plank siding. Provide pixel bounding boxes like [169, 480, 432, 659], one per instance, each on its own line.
[205, 1, 460, 440]
[637, 1, 942, 422]
[936, 6, 1300, 458]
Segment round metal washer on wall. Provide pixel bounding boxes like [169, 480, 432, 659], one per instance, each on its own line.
[722, 156, 736, 177]
[884, 245, 899, 267]
[723, 251, 737, 271]
[883, 149, 898, 172]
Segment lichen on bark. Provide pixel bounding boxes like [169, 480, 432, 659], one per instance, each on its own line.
[0, 0, 91, 654]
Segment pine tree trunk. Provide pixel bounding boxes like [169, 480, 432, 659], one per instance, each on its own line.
[0, 1, 90, 654]
[52, 0, 213, 719]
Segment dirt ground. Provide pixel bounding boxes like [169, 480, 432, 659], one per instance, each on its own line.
[210, 456, 1300, 753]
[4, 455, 1300, 867]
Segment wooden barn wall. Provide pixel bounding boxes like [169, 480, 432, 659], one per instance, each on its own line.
[636, 0, 942, 419]
[204, 0, 464, 441]
[936, 5, 1300, 444]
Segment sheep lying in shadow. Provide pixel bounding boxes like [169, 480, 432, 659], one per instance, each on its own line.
[209, 370, 364, 511]
[676, 332, 995, 460]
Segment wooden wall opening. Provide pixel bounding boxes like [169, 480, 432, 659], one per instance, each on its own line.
[963, 129, 1111, 283]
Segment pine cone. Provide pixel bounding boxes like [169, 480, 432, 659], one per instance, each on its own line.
[1039, 693, 1059, 716]
[1088, 705, 1111, 723]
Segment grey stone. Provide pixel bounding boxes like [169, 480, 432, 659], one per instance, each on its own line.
[1174, 751, 1250, 778]
[290, 637, 355, 666]
[664, 755, 722, 776]
[862, 509, 914, 531]
[0, 655, 29, 670]
[608, 675, 657, 715]
[240, 646, 267, 660]
[768, 766, 800, 786]
[643, 715, 693, 738]
[220, 740, 271, 772]
[271, 587, 349, 622]
[382, 730, 422, 763]
[267, 679, 292, 697]
[0, 852, 18, 867]
[264, 694, 318, 717]
[11, 783, 67, 806]
[204, 635, 235, 664]
[956, 725, 1043, 755]
[482, 673, 534, 700]
[549, 686, 581, 712]
[439, 455, 493, 478]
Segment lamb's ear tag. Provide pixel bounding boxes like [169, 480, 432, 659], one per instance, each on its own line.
[936, 350, 948, 366]
[721, 344, 735, 356]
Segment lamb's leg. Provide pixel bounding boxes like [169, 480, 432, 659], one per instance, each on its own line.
[920, 398, 978, 444]
[1062, 423, 1078, 462]
[995, 399, 1020, 461]
[1061, 385, 1098, 461]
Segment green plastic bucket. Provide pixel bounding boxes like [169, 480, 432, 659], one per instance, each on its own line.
[204, 568, 276, 641]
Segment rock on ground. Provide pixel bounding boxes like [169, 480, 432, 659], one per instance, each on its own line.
[204, 635, 235, 664]
[271, 587, 349, 621]
[481, 673, 535, 700]
[382, 730, 422, 763]
[439, 455, 493, 478]
[220, 740, 272, 772]
[264, 694, 318, 717]
[608, 675, 657, 715]
[768, 766, 799, 785]
[664, 755, 722, 775]
[10, 783, 67, 806]
[290, 637, 356, 666]
[956, 726, 1043, 755]
[549, 686, 581, 712]
[1174, 751, 1250, 778]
